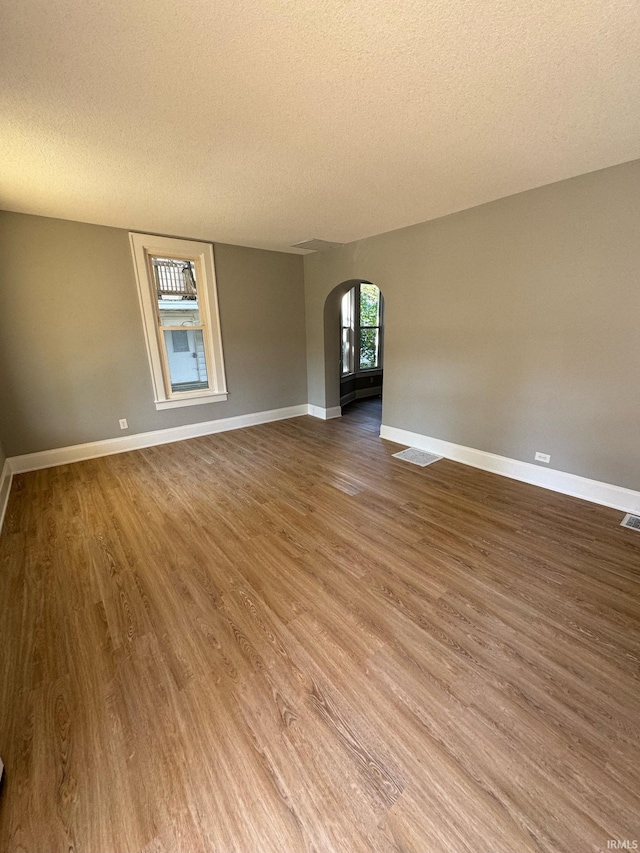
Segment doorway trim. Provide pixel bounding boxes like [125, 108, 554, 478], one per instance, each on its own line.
[323, 278, 384, 415]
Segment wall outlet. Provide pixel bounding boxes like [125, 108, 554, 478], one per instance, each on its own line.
[119, 418, 129, 430]
[535, 451, 550, 464]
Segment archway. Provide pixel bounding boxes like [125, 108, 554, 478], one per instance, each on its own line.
[323, 279, 384, 421]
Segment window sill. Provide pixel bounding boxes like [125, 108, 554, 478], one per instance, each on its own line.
[155, 392, 228, 410]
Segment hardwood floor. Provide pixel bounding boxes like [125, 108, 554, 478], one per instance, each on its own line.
[0, 400, 638, 852]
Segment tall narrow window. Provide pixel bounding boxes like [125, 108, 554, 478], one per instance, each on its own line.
[130, 233, 227, 410]
[341, 288, 355, 375]
[359, 283, 382, 370]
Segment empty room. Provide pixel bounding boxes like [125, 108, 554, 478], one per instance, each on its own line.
[1, 1, 639, 851]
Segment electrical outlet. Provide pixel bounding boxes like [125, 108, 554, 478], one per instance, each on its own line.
[119, 418, 129, 430]
[535, 451, 550, 464]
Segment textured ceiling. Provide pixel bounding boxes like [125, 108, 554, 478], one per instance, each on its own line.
[1, 0, 640, 252]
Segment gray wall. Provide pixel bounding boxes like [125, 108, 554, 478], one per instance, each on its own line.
[305, 160, 640, 491]
[0, 212, 307, 456]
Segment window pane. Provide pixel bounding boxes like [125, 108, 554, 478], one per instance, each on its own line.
[341, 289, 352, 326]
[359, 328, 379, 370]
[359, 283, 379, 327]
[152, 257, 202, 326]
[342, 327, 352, 374]
[341, 287, 355, 375]
[171, 330, 189, 352]
[163, 328, 209, 392]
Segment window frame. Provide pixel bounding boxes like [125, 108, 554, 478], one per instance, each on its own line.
[358, 282, 383, 372]
[340, 282, 384, 378]
[340, 288, 355, 376]
[130, 232, 228, 410]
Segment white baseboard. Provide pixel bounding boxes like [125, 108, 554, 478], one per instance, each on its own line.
[308, 405, 342, 420]
[0, 459, 13, 534]
[4, 409, 637, 526]
[8, 404, 310, 475]
[380, 424, 640, 515]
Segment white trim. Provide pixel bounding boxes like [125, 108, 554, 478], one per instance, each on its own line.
[155, 392, 228, 410]
[380, 424, 640, 515]
[308, 405, 342, 420]
[7, 410, 636, 517]
[8, 405, 309, 474]
[129, 233, 228, 409]
[0, 459, 13, 535]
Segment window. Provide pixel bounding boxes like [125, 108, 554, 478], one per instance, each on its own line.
[130, 233, 228, 410]
[341, 289, 355, 375]
[359, 283, 381, 370]
[340, 282, 383, 376]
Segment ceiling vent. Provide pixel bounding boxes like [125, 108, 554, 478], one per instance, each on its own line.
[620, 513, 640, 531]
[291, 238, 343, 252]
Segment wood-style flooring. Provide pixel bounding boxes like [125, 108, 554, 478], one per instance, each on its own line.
[0, 399, 639, 852]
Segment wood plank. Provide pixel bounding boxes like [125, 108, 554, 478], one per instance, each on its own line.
[0, 398, 638, 852]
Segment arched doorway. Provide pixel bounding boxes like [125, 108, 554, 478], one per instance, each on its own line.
[323, 279, 384, 425]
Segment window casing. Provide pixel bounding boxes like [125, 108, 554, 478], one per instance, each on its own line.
[340, 282, 383, 376]
[130, 233, 228, 410]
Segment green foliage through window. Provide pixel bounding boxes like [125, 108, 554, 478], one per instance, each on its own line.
[341, 282, 382, 374]
[359, 328, 379, 369]
[359, 284, 380, 327]
[359, 284, 380, 369]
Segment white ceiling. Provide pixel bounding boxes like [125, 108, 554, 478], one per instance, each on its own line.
[2, 0, 640, 253]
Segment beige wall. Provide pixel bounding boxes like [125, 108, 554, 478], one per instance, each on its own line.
[304, 159, 640, 491]
[0, 213, 307, 456]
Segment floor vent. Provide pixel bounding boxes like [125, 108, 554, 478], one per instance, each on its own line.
[620, 513, 640, 531]
[393, 448, 442, 467]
